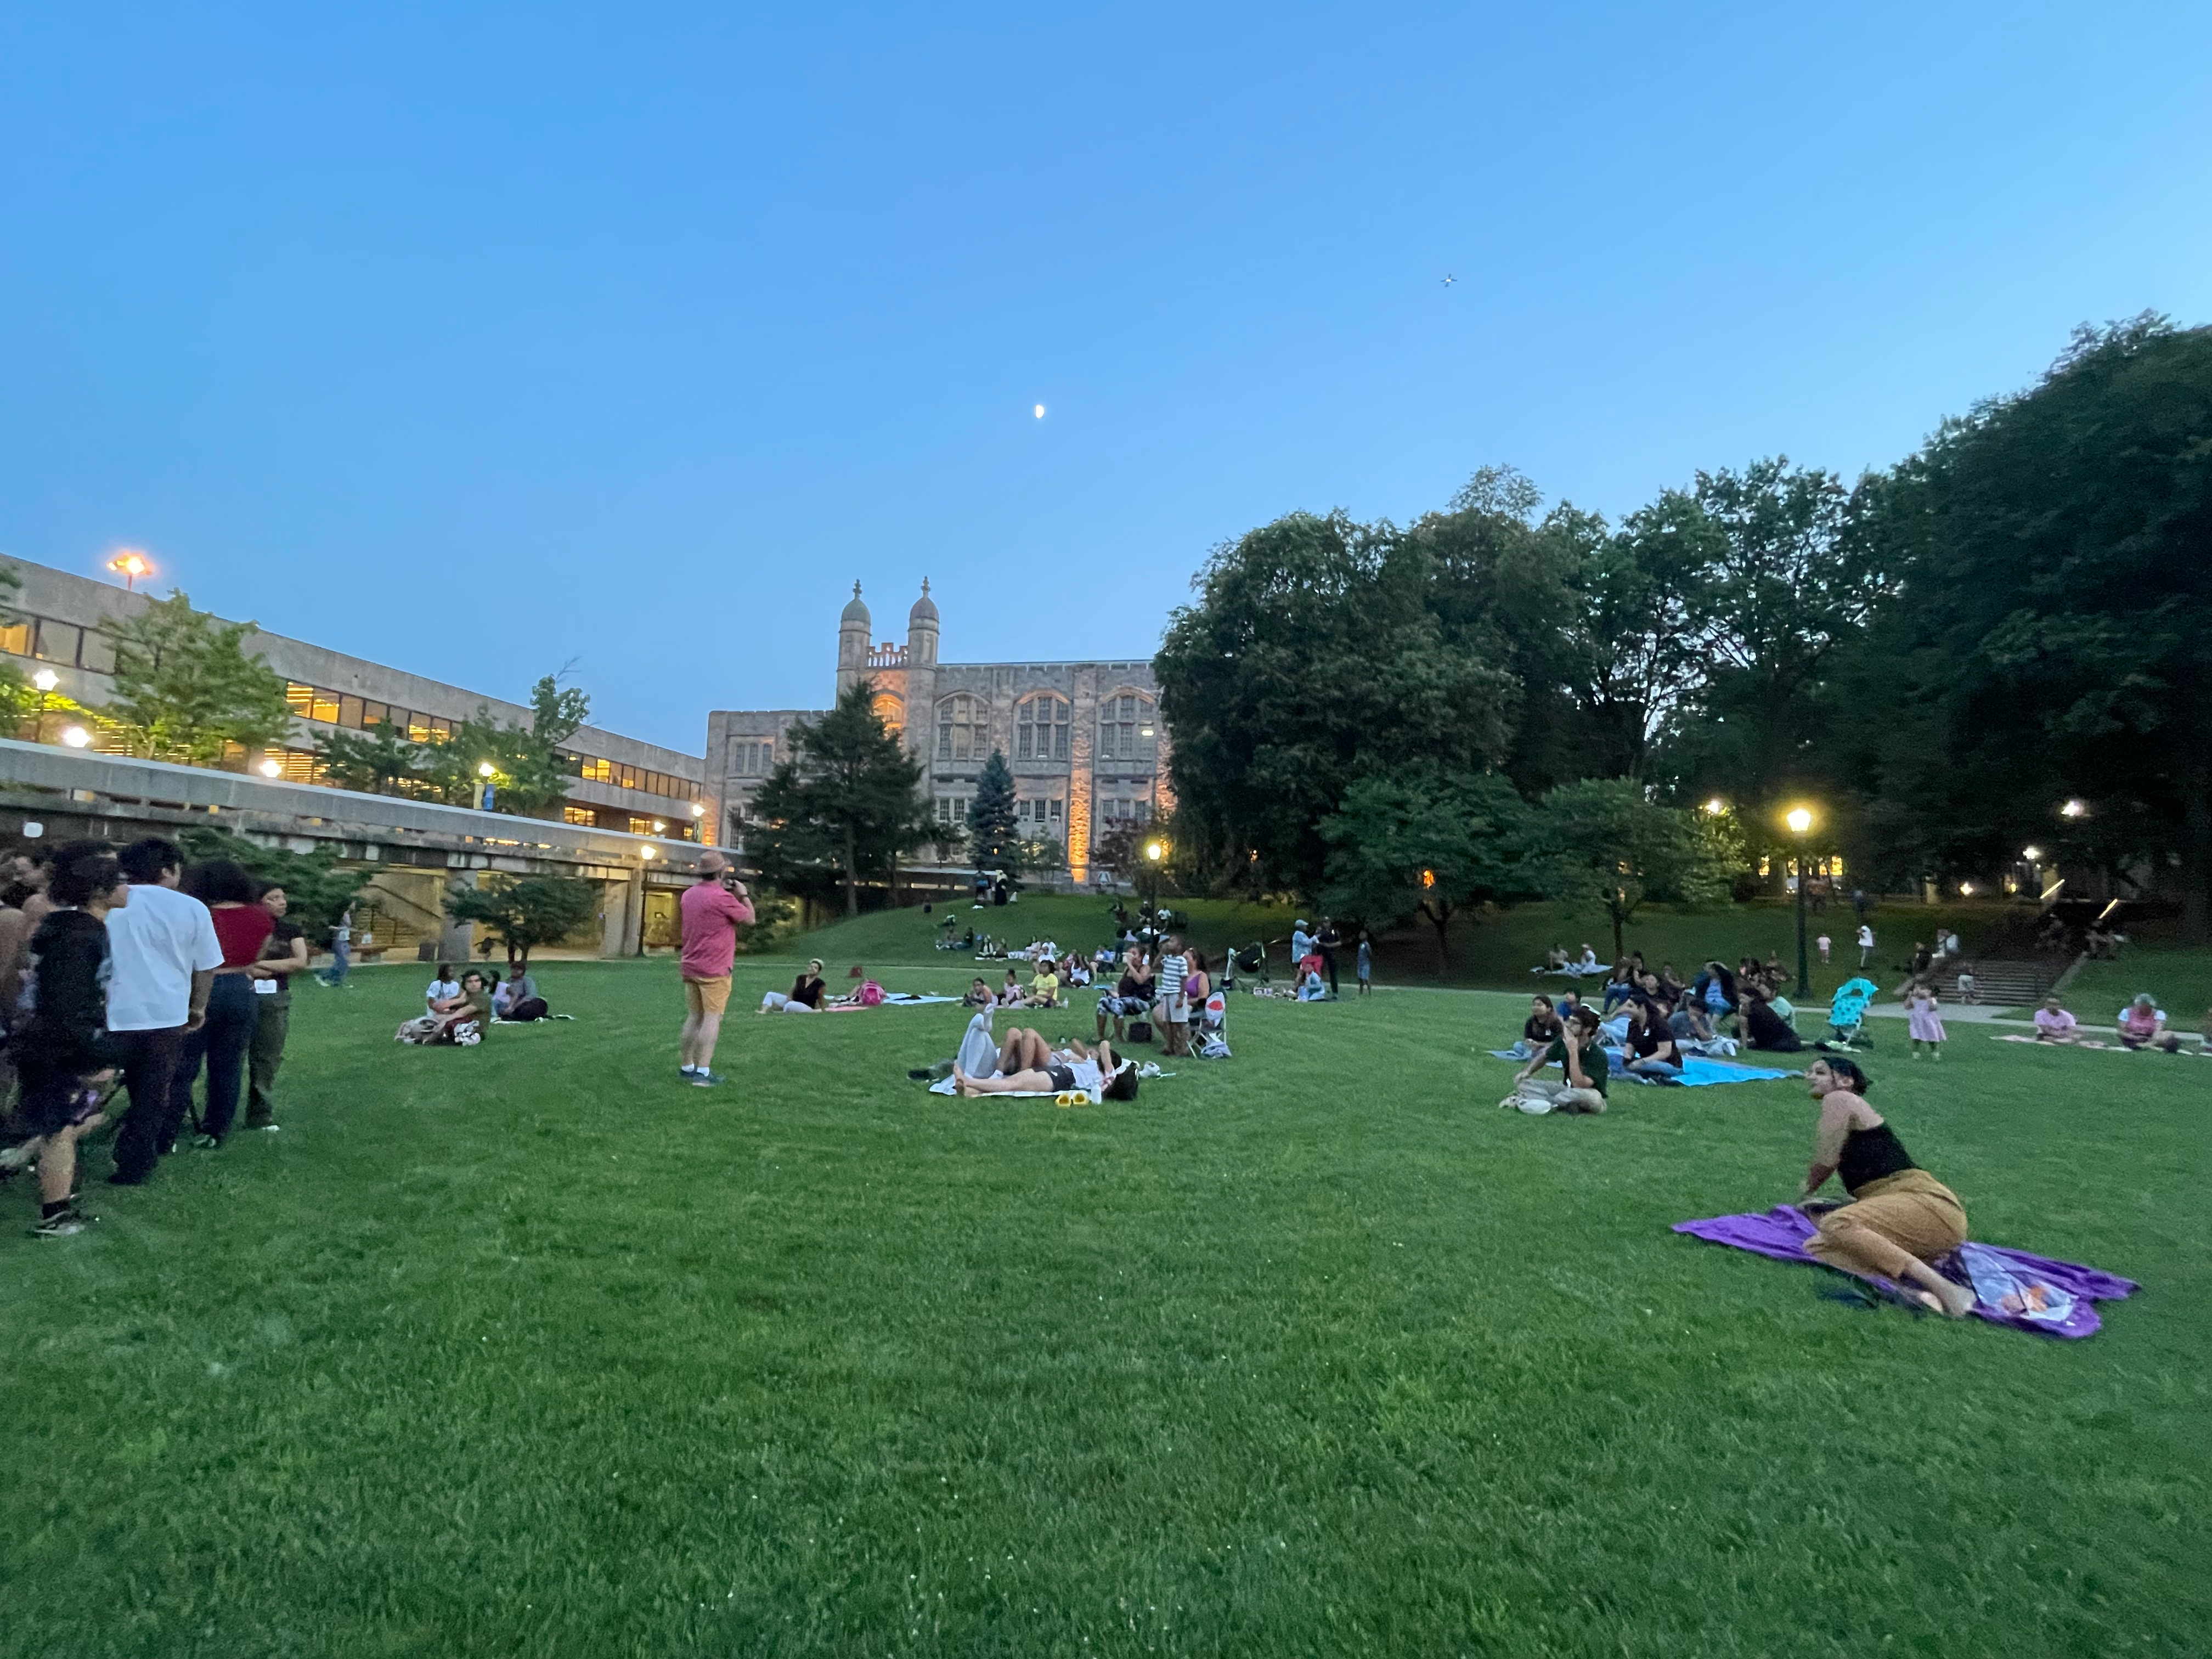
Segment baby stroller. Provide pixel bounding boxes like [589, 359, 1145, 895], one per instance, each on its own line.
[1826, 977, 1879, 1047]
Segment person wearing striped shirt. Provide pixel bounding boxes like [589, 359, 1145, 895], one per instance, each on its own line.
[1156, 936, 1190, 1056]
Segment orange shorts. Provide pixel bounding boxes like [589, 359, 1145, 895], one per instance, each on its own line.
[684, 975, 732, 1016]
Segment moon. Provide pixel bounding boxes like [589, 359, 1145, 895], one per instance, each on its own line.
[1034, 404, 1046, 419]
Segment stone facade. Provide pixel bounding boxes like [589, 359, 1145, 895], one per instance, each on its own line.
[708, 582, 1170, 884]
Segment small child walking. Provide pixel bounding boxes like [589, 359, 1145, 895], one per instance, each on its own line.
[1905, 984, 1946, 1060]
[1356, 930, 1373, 996]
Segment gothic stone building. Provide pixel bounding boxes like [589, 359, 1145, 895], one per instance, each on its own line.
[707, 582, 1169, 884]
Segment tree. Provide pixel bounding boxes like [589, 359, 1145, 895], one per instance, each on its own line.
[1318, 769, 1525, 970]
[176, 824, 371, 944]
[0, 565, 32, 733]
[736, 679, 930, 916]
[1523, 778, 1737, 957]
[100, 591, 295, 764]
[445, 874, 600, 969]
[315, 719, 427, 795]
[966, 750, 1022, 872]
[413, 673, 593, 816]
[1847, 316, 2212, 939]
[1156, 506, 1544, 896]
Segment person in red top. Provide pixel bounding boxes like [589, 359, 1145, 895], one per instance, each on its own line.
[678, 850, 754, 1087]
[173, 859, 275, 1148]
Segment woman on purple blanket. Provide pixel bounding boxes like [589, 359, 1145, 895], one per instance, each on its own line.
[1798, 1057, 1977, 1319]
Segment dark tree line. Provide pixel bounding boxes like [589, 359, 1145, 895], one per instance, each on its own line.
[1158, 317, 2211, 943]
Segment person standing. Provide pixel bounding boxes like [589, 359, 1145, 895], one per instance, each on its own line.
[1904, 984, 1946, 1060]
[1815, 931, 1832, 966]
[1316, 916, 1343, 998]
[1290, 920, 1312, 972]
[1155, 934, 1189, 1056]
[678, 851, 754, 1087]
[104, 838, 221, 1186]
[319, 906, 353, 988]
[245, 880, 307, 1132]
[173, 859, 274, 1149]
[1355, 929, 1373, 997]
[1855, 922, 1875, 968]
[9, 840, 130, 1235]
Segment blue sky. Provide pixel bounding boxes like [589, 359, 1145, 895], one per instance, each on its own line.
[3, 2, 2205, 753]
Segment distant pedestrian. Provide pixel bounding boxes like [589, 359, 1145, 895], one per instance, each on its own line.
[1291, 920, 1313, 968]
[1816, 932, 1832, 965]
[1856, 923, 1875, 968]
[319, 906, 353, 988]
[1356, 930, 1373, 996]
[246, 879, 308, 1132]
[1905, 985, 1946, 1060]
[1316, 916, 1343, 997]
[103, 838, 221, 1186]
[678, 851, 754, 1087]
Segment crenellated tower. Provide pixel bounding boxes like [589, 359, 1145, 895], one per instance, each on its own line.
[835, 581, 871, 698]
[903, 579, 939, 760]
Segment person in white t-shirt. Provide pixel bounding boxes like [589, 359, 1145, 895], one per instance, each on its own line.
[426, 966, 463, 1012]
[104, 838, 222, 1186]
[1856, 923, 1875, 967]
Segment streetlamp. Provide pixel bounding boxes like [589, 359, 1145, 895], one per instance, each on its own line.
[258, 757, 283, 778]
[1784, 806, 1814, 997]
[106, 550, 153, 591]
[59, 725, 92, 749]
[477, 761, 496, 811]
[30, 667, 58, 740]
[1144, 837, 1164, 910]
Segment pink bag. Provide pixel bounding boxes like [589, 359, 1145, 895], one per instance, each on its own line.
[857, 980, 885, 1007]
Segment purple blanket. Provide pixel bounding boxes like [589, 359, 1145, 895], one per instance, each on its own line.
[1673, 1206, 2138, 1339]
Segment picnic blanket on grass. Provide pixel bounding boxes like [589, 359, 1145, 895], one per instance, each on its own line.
[1487, 1052, 1796, 1086]
[1989, 1032, 2208, 1058]
[823, 993, 960, 1011]
[1673, 1206, 2138, 1338]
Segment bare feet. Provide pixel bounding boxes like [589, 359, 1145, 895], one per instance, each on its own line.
[951, 1068, 977, 1098]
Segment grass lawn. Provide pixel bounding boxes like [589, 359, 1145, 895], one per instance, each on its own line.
[9, 960, 2208, 1657]
[2019, 947, 2212, 1031]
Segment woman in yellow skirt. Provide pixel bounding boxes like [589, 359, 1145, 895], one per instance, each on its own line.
[1798, 1057, 1978, 1318]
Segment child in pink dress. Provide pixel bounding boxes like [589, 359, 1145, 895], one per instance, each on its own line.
[1905, 985, 1946, 1060]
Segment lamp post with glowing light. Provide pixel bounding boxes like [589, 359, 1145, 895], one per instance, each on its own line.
[106, 550, 153, 591]
[477, 761, 496, 812]
[1143, 837, 1165, 912]
[1785, 806, 1814, 997]
[30, 667, 58, 740]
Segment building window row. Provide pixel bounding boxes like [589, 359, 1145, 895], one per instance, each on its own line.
[1017, 694, 1069, 761]
[0, 616, 120, 676]
[286, 683, 459, 743]
[566, 754, 701, 803]
[730, 740, 777, 776]
[940, 689, 1155, 764]
[1100, 796, 1152, 823]
[1018, 798, 1064, 826]
[1098, 693, 1158, 761]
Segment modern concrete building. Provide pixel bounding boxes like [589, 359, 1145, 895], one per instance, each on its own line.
[707, 580, 1171, 884]
[2, 556, 709, 839]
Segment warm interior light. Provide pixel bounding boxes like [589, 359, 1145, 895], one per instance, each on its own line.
[31, 669, 59, 692]
[258, 758, 283, 778]
[60, 725, 91, 748]
[1785, 808, 1813, 834]
[1420, 868, 1436, 888]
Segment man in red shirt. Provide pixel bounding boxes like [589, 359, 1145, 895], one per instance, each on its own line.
[678, 850, 754, 1087]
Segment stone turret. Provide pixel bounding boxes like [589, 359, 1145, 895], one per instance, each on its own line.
[903, 579, 940, 760]
[835, 581, 871, 698]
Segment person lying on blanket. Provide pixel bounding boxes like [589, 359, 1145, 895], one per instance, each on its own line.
[1796, 1057, 1976, 1319]
[952, 1028, 1140, 1099]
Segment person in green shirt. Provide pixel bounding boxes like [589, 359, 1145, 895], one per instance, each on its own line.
[1503, 1005, 1610, 1113]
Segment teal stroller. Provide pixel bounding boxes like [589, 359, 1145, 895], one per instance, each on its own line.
[1826, 977, 1878, 1047]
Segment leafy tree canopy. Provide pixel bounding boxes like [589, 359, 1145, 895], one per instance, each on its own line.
[446, 874, 600, 968]
[176, 824, 371, 943]
[1319, 768, 1525, 968]
[100, 591, 294, 764]
[1522, 778, 1739, 958]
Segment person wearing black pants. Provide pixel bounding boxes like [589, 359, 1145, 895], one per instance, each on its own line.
[101, 838, 221, 1187]
[107, 1028, 188, 1182]
[1317, 916, 1344, 998]
[170, 860, 273, 1150]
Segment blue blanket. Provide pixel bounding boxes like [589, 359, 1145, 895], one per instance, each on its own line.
[1488, 1051, 1796, 1087]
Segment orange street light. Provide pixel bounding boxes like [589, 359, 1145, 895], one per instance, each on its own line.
[106, 550, 153, 591]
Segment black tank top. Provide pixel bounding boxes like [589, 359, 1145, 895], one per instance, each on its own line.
[1838, 1120, 1917, 1195]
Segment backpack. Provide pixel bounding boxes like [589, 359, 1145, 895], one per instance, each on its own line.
[857, 980, 885, 1007]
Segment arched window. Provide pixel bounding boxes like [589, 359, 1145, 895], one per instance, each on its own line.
[1097, 691, 1156, 761]
[871, 692, 904, 734]
[936, 693, 986, 763]
[1016, 693, 1070, 761]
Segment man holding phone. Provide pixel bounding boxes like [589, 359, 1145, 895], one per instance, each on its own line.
[678, 850, 754, 1087]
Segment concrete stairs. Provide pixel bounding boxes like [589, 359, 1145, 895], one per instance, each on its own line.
[1932, 957, 2069, 1008]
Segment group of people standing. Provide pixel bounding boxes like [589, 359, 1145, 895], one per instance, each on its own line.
[0, 837, 306, 1237]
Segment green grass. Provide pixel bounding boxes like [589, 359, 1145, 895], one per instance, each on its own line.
[795, 892, 2005, 1002]
[9, 961, 2207, 1657]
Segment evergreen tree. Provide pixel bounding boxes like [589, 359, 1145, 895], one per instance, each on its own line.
[967, 749, 1022, 872]
[446, 874, 600, 969]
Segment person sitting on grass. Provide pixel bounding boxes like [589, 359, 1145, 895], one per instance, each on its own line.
[953, 1029, 1139, 1099]
[1742, 982, 1805, 1053]
[962, 977, 996, 1008]
[436, 969, 494, 1041]
[493, 969, 549, 1022]
[1795, 1057, 1976, 1319]
[426, 964, 462, 1013]
[1503, 1005, 1608, 1113]
[3, 840, 129, 1237]
[761, 959, 827, 1014]
[1622, 1001, 1684, 1081]
[1600, 960, 1637, 1014]
[1669, 993, 1717, 1046]
[1027, 957, 1062, 1009]
[1095, 951, 1150, 1042]
[2032, 995, 2080, 1044]
[2115, 994, 2180, 1052]
[1296, 962, 1328, 1001]
[1512, 994, 1562, 1058]
[1000, 967, 1025, 1007]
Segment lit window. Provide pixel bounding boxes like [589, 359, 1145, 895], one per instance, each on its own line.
[563, 806, 597, 826]
[0, 619, 30, 656]
[628, 816, 656, 836]
[309, 689, 341, 723]
[872, 693, 904, 733]
[286, 683, 315, 719]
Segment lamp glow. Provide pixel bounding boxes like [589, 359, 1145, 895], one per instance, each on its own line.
[106, 550, 153, 590]
[1959, 881, 1973, 895]
[477, 761, 496, 778]
[60, 725, 91, 749]
[258, 758, 283, 778]
[1144, 840, 1163, 862]
[1785, 807, 1813, 834]
[690, 803, 705, 817]
[2023, 845, 2042, 861]
[1703, 797, 1725, 815]
[639, 845, 654, 860]
[2061, 799, 2087, 818]
[31, 669, 59, 693]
